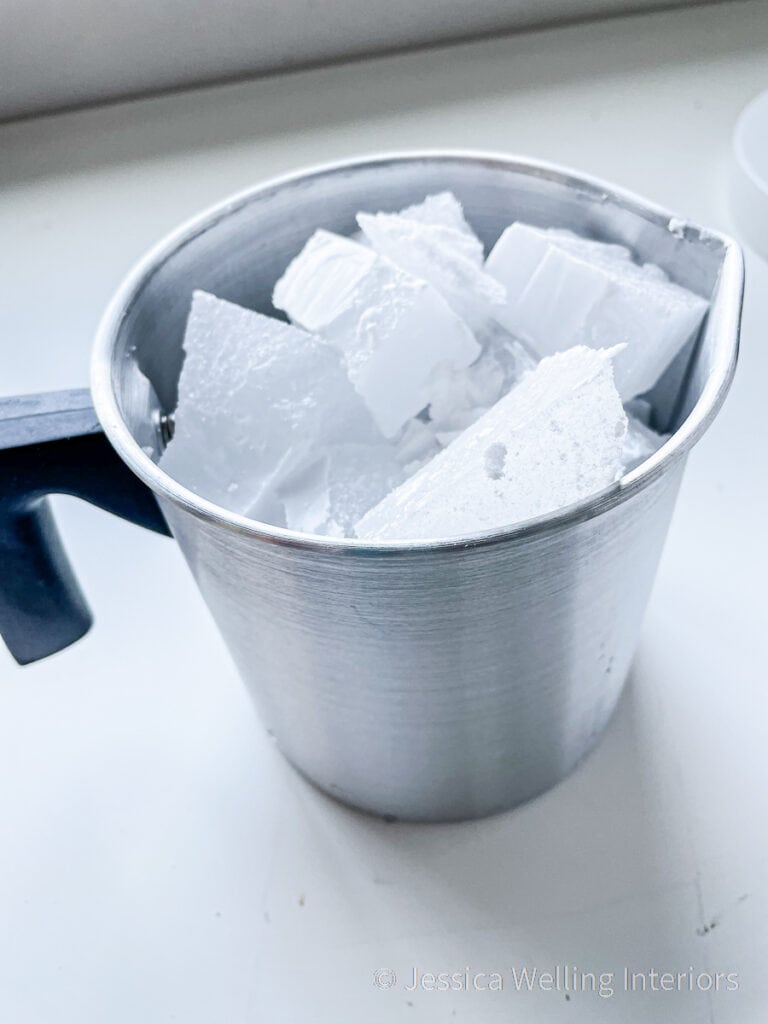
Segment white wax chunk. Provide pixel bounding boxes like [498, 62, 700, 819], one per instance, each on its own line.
[428, 334, 536, 434]
[428, 351, 506, 434]
[486, 221, 709, 400]
[356, 210, 506, 334]
[396, 192, 485, 264]
[253, 442, 404, 537]
[273, 230, 480, 437]
[486, 223, 631, 295]
[160, 290, 381, 514]
[622, 414, 669, 473]
[355, 346, 627, 541]
[395, 418, 442, 474]
[435, 429, 463, 447]
[547, 227, 633, 265]
[272, 230, 378, 334]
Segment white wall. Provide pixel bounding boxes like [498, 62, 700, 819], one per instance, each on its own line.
[3, 0, 707, 120]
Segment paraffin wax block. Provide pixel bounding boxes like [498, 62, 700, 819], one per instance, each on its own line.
[396, 191, 485, 265]
[428, 334, 536, 434]
[160, 290, 381, 514]
[256, 442, 404, 537]
[486, 221, 708, 400]
[273, 230, 480, 437]
[357, 210, 506, 334]
[355, 346, 627, 541]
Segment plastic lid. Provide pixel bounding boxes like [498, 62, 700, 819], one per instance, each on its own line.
[733, 90, 768, 261]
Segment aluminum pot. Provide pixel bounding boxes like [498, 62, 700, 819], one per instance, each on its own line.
[0, 153, 743, 821]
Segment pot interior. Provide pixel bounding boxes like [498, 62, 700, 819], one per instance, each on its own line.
[109, 154, 734, 466]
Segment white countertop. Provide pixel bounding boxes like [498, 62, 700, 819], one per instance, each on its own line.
[1, 3, 767, 1021]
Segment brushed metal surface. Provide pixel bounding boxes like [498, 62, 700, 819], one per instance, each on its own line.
[91, 153, 742, 820]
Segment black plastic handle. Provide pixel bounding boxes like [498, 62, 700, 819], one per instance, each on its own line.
[0, 389, 170, 665]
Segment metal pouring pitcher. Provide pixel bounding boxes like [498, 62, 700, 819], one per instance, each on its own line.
[0, 153, 742, 821]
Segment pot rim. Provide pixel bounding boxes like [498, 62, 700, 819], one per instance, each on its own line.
[90, 150, 743, 555]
